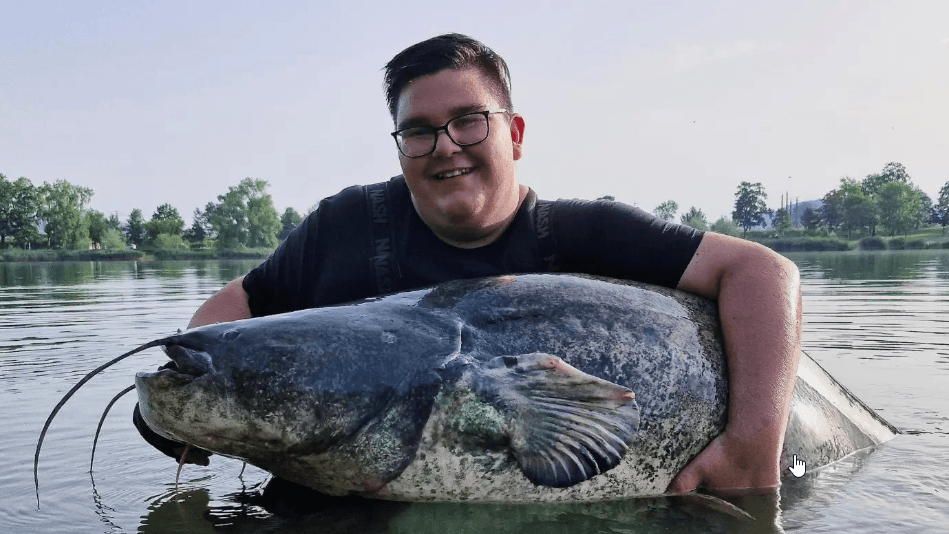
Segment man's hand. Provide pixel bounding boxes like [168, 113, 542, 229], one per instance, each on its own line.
[666, 430, 781, 494]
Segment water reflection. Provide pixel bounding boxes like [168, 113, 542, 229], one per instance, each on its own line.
[0, 262, 92, 287]
[789, 251, 949, 281]
[134, 479, 788, 534]
[937, 254, 949, 281]
[0, 260, 262, 289]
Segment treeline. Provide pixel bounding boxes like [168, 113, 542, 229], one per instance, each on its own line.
[0, 174, 304, 253]
[648, 162, 949, 239]
[4, 161, 947, 257]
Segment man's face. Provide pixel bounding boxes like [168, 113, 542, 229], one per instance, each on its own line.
[394, 67, 525, 247]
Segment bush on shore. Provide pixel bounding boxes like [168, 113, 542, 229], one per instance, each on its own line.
[1, 246, 269, 262]
[151, 248, 271, 260]
[0, 249, 146, 262]
[859, 236, 887, 250]
[749, 237, 851, 252]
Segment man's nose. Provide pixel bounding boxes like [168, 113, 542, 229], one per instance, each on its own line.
[431, 130, 462, 157]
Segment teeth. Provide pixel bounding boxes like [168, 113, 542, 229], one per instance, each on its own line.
[435, 168, 471, 179]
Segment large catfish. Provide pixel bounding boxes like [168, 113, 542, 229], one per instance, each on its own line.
[38, 274, 898, 503]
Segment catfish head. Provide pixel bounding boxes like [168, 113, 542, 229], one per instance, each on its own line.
[135, 300, 461, 493]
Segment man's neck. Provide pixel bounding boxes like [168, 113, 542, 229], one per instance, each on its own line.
[420, 184, 530, 249]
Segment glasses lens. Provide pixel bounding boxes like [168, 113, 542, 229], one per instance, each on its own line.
[448, 113, 489, 145]
[398, 128, 435, 158]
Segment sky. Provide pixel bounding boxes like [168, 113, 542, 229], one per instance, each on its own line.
[1, 0, 947, 225]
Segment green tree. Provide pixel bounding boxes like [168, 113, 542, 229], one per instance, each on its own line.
[862, 162, 910, 197]
[772, 208, 792, 234]
[183, 203, 216, 247]
[39, 179, 93, 249]
[710, 216, 740, 237]
[0, 173, 14, 247]
[278, 207, 304, 241]
[155, 233, 188, 250]
[183, 220, 206, 246]
[126, 208, 147, 248]
[596, 195, 616, 201]
[101, 228, 127, 249]
[0, 174, 41, 248]
[935, 181, 949, 230]
[210, 178, 280, 249]
[819, 190, 841, 231]
[107, 212, 122, 231]
[146, 203, 185, 244]
[247, 187, 281, 248]
[876, 181, 922, 236]
[837, 178, 876, 237]
[84, 210, 110, 249]
[732, 182, 768, 235]
[801, 207, 821, 233]
[680, 206, 708, 231]
[914, 188, 932, 230]
[653, 200, 678, 222]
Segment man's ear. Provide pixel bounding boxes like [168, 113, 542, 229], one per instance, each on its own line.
[509, 113, 526, 161]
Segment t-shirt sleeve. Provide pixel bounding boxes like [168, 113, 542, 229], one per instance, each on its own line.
[241, 184, 370, 317]
[551, 199, 704, 288]
[242, 207, 322, 317]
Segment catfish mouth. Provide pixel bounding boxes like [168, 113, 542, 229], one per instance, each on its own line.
[137, 344, 214, 382]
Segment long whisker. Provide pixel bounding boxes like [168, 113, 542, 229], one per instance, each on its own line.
[175, 444, 191, 488]
[90, 384, 137, 473]
[34, 337, 174, 508]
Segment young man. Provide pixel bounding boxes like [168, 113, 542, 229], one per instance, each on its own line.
[136, 34, 802, 495]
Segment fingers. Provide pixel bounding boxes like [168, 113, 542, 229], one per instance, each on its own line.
[666, 463, 702, 494]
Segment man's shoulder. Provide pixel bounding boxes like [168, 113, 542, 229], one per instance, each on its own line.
[545, 196, 654, 224]
[314, 175, 408, 215]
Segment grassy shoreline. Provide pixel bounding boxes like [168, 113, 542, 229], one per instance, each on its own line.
[0, 248, 272, 262]
[744, 228, 949, 252]
[3, 230, 947, 262]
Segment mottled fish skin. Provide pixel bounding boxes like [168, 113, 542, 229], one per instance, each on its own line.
[134, 274, 898, 502]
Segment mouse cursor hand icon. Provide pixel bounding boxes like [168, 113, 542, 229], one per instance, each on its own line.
[788, 455, 806, 478]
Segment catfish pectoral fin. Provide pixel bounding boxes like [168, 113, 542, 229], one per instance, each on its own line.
[481, 353, 640, 488]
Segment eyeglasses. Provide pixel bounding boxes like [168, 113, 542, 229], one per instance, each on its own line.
[391, 110, 510, 158]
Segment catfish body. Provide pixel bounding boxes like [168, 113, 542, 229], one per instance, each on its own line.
[134, 274, 896, 502]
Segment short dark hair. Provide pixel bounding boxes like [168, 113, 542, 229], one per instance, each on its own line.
[383, 33, 513, 124]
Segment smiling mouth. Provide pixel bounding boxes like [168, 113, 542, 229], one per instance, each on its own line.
[432, 168, 474, 180]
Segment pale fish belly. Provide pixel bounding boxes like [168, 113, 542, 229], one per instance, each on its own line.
[374, 390, 700, 503]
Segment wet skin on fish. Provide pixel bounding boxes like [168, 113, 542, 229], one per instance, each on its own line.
[42, 274, 899, 503]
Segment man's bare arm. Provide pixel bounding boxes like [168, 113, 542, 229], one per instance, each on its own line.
[188, 276, 252, 329]
[668, 232, 803, 492]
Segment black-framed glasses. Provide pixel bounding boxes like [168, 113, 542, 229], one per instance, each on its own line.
[391, 109, 510, 158]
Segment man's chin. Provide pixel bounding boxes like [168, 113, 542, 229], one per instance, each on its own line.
[429, 216, 500, 248]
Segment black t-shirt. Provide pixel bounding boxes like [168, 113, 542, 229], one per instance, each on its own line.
[242, 176, 704, 317]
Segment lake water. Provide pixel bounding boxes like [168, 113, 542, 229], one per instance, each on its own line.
[1, 254, 947, 533]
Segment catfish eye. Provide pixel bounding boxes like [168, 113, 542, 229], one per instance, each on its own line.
[222, 329, 241, 341]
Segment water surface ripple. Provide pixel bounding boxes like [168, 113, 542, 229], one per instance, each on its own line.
[1, 255, 946, 533]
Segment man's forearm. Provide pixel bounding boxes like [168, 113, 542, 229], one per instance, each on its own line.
[188, 276, 253, 328]
[716, 246, 802, 482]
[671, 233, 803, 491]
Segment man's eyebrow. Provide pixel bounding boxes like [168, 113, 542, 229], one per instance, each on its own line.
[396, 104, 488, 130]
